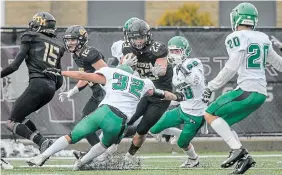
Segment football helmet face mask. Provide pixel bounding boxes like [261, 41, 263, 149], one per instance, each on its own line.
[29, 12, 56, 36]
[64, 25, 88, 53]
[126, 19, 152, 50]
[167, 36, 192, 65]
[230, 2, 258, 31]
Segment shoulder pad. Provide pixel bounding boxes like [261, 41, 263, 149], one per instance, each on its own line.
[122, 43, 134, 55]
[150, 41, 168, 58]
[183, 58, 202, 71]
[225, 31, 245, 52]
[21, 31, 38, 43]
[82, 46, 104, 62]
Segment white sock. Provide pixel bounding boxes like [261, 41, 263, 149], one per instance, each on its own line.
[105, 144, 118, 155]
[183, 144, 197, 159]
[80, 143, 107, 164]
[211, 118, 242, 149]
[161, 127, 182, 137]
[42, 136, 69, 157]
[99, 132, 103, 140]
[231, 130, 241, 144]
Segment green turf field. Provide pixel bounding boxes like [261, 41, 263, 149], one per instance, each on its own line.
[2, 152, 282, 175]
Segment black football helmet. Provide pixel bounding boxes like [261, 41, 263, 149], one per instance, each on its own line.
[29, 12, 56, 36]
[126, 19, 152, 50]
[63, 25, 88, 53]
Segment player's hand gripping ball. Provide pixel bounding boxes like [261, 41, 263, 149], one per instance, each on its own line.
[121, 53, 137, 70]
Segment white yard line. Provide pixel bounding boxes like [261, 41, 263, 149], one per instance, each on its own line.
[17, 165, 282, 170]
[6, 154, 282, 161]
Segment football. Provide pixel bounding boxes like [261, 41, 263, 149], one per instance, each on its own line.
[121, 53, 137, 70]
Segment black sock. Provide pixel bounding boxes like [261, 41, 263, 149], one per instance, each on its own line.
[128, 141, 140, 155]
[32, 134, 47, 147]
[14, 123, 33, 140]
[13, 123, 46, 147]
[22, 119, 37, 132]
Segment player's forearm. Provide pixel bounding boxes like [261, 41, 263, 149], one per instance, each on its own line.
[75, 80, 88, 91]
[208, 67, 236, 91]
[208, 51, 243, 91]
[61, 71, 105, 85]
[268, 48, 282, 72]
[155, 57, 167, 76]
[1, 44, 29, 78]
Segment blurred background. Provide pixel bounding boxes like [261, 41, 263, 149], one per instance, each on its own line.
[1, 1, 282, 154]
[1, 1, 282, 27]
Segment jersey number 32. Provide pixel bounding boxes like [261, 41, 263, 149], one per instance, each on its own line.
[112, 73, 145, 98]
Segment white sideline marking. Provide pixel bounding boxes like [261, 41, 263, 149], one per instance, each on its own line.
[5, 154, 282, 161]
[18, 165, 282, 170]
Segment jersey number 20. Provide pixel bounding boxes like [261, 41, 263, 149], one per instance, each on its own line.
[112, 73, 145, 98]
[43, 42, 60, 66]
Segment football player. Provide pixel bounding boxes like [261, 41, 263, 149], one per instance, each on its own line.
[121, 19, 174, 161]
[150, 36, 206, 168]
[59, 25, 107, 158]
[26, 65, 184, 170]
[1, 12, 65, 152]
[108, 17, 139, 67]
[202, 3, 282, 174]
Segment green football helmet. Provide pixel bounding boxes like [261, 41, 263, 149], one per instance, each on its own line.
[230, 2, 258, 31]
[116, 64, 134, 74]
[167, 36, 192, 65]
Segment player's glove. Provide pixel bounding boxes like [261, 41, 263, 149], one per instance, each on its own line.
[174, 92, 185, 102]
[122, 53, 138, 67]
[58, 86, 79, 102]
[202, 88, 212, 103]
[151, 63, 166, 76]
[43, 68, 62, 76]
[271, 36, 282, 49]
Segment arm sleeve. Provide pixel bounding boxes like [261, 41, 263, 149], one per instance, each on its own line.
[1, 43, 30, 78]
[267, 46, 282, 72]
[111, 40, 124, 61]
[208, 51, 244, 91]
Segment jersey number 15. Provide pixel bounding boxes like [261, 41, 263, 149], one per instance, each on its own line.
[43, 42, 60, 66]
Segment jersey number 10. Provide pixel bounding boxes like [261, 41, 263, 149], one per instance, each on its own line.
[43, 42, 60, 66]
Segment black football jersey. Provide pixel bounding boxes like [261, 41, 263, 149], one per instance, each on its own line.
[122, 41, 173, 91]
[72, 45, 105, 91]
[21, 31, 65, 82]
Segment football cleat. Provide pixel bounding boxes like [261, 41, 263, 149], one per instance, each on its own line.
[73, 159, 83, 171]
[26, 154, 49, 167]
[221, 148, 248, 168]
[179, 156, 199, 168]
[39, 139, 53, 153]
[73, 150, 87, 160]
[0, 158, 13, 169]
[232, 155, 256, 174]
